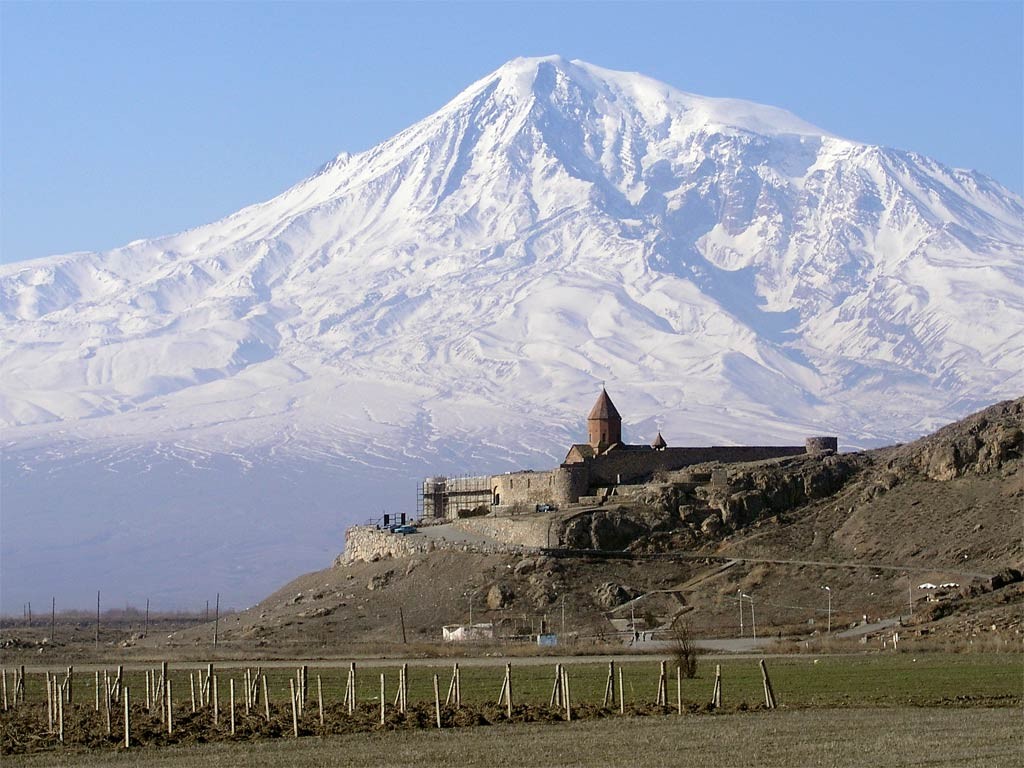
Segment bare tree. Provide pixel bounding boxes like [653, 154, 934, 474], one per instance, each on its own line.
[671, 619, 698, 679]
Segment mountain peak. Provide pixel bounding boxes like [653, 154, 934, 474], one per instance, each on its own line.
[467, 55, 833, 140]
[2, 57, 1022, 609]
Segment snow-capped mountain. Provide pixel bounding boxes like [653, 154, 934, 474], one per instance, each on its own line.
[2, 56, 1021, 609]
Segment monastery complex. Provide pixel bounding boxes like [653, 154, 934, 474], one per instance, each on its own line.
[420, 389, 837, 519]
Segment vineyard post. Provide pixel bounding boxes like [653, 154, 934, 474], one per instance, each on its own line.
[289, 679, 298, 737]
[123, 687, 130, 748]
[263, 674, 271, 722]
[433, 674, 441, 728]
[317, 675, 324, 727]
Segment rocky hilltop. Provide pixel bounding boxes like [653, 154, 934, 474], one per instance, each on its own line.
[172, 398, 1021, 652]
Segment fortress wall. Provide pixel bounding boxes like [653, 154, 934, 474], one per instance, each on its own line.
[552, 464, 591, 505]
[491, 470, 560, 507]
[584, 446, 808, 486]
[451, 515, 552, 548]
[341, 525, 434, 564]
[805, 436, 839, 453]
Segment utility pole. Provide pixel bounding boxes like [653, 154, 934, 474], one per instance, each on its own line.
[50, 597, 55, 643]
[738, 589, 744, 637]
[561, 595, 566, 637]
[214, 593, 220, 647]
[742, 593, 756, 640]
[95, 591, 100, 648]
[822, 586, 832, 634]
[145, 598, 149, 637]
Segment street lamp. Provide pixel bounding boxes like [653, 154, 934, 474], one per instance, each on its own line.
[822, 586, 832, 634]
[742, 593, 756, 640]
[738, 589, 744, 637]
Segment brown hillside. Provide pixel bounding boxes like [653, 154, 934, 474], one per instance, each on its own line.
[164, 398, 1023, 654]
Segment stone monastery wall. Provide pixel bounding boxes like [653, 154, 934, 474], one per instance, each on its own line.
[582, 445, 809, 486]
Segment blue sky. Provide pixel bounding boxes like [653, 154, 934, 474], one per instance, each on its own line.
[2, 1, 1021, 264]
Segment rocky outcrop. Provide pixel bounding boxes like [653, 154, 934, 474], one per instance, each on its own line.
[700, 453, 864, 531]
[593, 582, 640, 608]
[487, 583, 515, 609]
[896, 398, 1022, 481]
[861, 397, 1022, 498]
[559, 506, 676, 550]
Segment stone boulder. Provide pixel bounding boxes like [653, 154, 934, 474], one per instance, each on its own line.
[487, 583, 514, 610]
[700, 514, 724, 536]
[366, 570, 394, 591]
[593, 582, 639, 609]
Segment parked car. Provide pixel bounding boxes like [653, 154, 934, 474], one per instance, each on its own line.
[393, 525, 418, 535]
[536, 504, 557, 513]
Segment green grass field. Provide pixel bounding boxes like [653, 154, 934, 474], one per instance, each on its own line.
[8, 653, 1019, 711]
[3, 653, 1021, 764]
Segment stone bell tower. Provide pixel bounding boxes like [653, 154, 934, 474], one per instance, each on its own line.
[587, 388, 622, 453]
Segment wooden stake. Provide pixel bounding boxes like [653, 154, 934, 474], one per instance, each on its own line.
[289, 679, 299, 737]
[103, 671, 111, 733]
[167, 679, 173, 735]
[145, 670, 151, 711]
[94, 670, 99, 712]
[230, 679, 236, 735]
[123, 687, 130, 748]
[549, 664, 562, 707]
[3, 668, 8, 711]
[213, 675, 219, 724]
[433, 674, 441, 728]
[619, 666, 625, 715]
[57, 676, 64, 742]
[317, 675, 324, 727]
[190, 673, 196, 712]
[497, 674, 508, 706]
[66, 665, 73, 705]
[262, 674, 271, 722]
[676, 665, 682, 715]
[445, 664, 457, 706]
[506, 663, 513, 719]
[379, 673, 385, 725]
[455, 663, 461, 709]
[759, 659, 777, 709]
[160, 661, 168, 720]
[657, 660, 667, 706]
[711, 664, 722, 709]
[562, 667, 571, 722]
[349, 662, 357, 714]
[46, 673, 53, 734]
[104, 672, 111, 735]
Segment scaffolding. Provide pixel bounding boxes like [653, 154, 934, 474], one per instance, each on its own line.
[419, 474, 493, 520]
